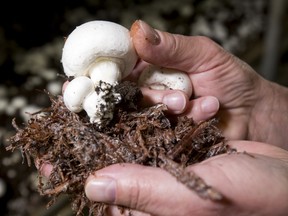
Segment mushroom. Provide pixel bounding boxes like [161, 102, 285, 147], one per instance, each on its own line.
[63, 76, 94, 113]
[61, 20, 138, 127]
[138, 65, 193, 98]
[61, 20, 137, 84]
[82, 81, 121, 127]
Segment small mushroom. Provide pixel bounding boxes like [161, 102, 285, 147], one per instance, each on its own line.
[82, 81, 121, 126]
[61, 20, 138, 127]
[63, 76, 94, 113]
[138, 65, 193, 97]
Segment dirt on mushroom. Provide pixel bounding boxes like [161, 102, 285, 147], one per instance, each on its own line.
[6, 81, 232, 216]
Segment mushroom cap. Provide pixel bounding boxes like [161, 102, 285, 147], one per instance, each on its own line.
[138, 65, 193, 97]
[61, 20, 138, 79]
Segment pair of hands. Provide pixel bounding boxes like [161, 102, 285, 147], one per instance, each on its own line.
[84, 20, 288, 216]
[58, 20, 288, 216]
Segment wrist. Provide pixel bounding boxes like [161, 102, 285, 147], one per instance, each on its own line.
[249, 78, 288, 149]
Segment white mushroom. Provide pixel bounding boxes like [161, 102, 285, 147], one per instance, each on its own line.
[61, 20, 137, 84]
[61, 20, 138, 127]
[83, 82, 121, 126]
[138, 65, 193, 97]
[63, 76, 94, 113]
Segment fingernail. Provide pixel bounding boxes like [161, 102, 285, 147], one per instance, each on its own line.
[201, 97, 219, 114]
[163, 92, 186, 113]
[85, 177, 116, 203]
[138, 20, 160, 45]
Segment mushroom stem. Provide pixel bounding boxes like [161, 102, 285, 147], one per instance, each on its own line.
[89, 59, 122, 85]
[83, 81, 121, 126]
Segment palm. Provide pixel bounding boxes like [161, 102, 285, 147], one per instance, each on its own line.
[101, 141, 288, 216]
[187, 141, 288, 216]
[188, 54, 261, 140]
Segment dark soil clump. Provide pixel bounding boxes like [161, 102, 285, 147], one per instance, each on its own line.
[7, 81, 231, 216]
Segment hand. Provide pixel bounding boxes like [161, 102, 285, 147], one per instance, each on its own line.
[129, 20, 288, 149]
[85, 141, 288, 216]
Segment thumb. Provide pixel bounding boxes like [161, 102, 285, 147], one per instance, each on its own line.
[130, 20, 226, 73]
[84, 164, 212, 216]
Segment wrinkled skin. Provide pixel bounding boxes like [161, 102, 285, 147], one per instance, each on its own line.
[86, 141, 288, 216]
[128, 20, 288, 149]
[83, 20, 288, 216]
[42, 20, 288, 216]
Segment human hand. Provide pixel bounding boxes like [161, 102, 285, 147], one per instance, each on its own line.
[129, 20, 288, 149]
[84, 141, 288, 216]
[37, 20, 288, 216]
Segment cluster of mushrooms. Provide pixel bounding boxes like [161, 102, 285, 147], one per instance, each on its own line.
[62, 20, 192, 128]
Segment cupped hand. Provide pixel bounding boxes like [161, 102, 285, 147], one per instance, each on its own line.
[129, 20, 288, 148]
[85, 141, 288, 216]
[59, 20, 288, 148]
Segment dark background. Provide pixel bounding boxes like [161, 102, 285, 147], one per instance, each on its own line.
[0, 0, 287, 215]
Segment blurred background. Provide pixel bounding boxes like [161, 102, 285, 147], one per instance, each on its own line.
[0, 0, 287, 215]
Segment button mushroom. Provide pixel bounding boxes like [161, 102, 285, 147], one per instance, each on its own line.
[61, 20, 138, 128]
[61, 20, 138, 84]
[63, 76, 94, 113]
[138, 65, 193, 98]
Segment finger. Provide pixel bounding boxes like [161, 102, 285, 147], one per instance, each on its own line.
[225, 140, 288, 161]
[35, 159, 53, 178]
[130, 20, 228, 73]
[105, 205, 149, 216]
[62, 80, 69, 94]
[40, 163, 53, 177]
[141, 87, 219, 120]
[85, 164, 215, 216]
[183, 96, 219, 122]
[140, 87, 189, 114]
[125, 60, 150, 82]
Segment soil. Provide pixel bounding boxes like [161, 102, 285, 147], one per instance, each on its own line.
[6, 81, 232, 216]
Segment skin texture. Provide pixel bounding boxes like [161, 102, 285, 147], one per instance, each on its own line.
[83, 20, 288, 216]
[41, 20, 288, 216]
[128, 20, 288, 149]
[85, 141, 288, 216]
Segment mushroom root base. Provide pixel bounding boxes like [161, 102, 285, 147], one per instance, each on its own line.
[7, 81, 232, 216]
